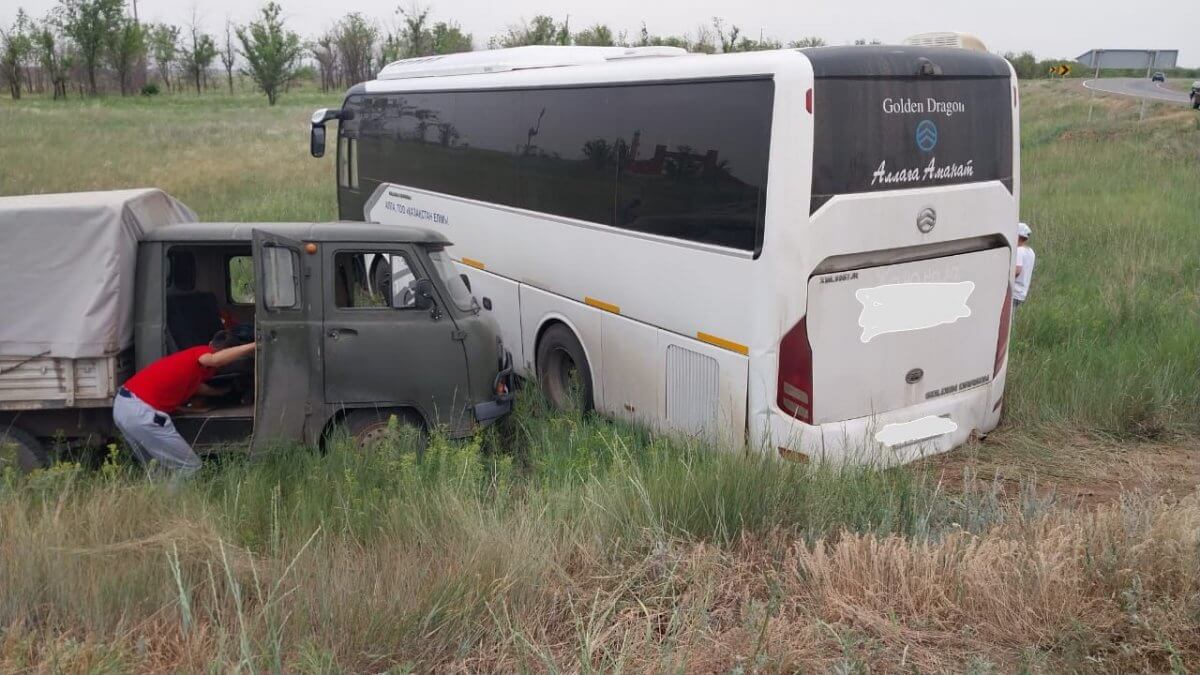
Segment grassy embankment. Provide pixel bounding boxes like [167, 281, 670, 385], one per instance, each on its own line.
[0, 82, 1198, 671]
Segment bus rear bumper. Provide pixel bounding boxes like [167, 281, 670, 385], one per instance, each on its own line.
[766, 379, 1004, 466]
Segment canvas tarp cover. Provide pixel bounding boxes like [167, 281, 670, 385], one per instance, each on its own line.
[0, 189, 197, 358]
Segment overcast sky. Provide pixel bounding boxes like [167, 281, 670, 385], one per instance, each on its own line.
[4, 0, 1197, 66]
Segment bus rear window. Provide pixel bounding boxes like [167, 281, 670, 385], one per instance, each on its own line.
[809, 76, 1014, 213]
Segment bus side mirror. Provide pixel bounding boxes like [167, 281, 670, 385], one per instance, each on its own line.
[414, 279, 436, 311]
[310, 125, 326, 158]
[310, 108, 344, 158]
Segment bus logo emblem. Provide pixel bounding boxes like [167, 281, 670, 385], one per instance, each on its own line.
[915, 120, 938, 153]
[917, 207, 937, 233]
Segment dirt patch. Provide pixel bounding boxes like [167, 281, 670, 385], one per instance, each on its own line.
[920, 427, 1199, 507]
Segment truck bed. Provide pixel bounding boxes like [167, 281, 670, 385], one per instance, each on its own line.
[0, 351, 131, 410]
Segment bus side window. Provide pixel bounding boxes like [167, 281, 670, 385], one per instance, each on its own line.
[612, 80, 772, 253]
[338, 135, 349, 188]
[337, 135, 359, 190]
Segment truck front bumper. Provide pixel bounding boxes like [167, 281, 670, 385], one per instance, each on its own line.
[473, 353, 515, 425]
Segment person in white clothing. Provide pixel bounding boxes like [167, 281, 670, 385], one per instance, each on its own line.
[1013, 222, 1035, 308]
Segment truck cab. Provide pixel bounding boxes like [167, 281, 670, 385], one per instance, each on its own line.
[137, 222, 512, 450]
[1, 192, 512, 472]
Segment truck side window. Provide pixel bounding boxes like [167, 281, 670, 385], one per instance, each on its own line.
[227, 256, 254, 304]
[262, 246, 299, 310]
[335, 251, 417, 309]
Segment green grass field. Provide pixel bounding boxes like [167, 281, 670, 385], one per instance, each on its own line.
[1012, 82, 1200, 434]
[0, 82, 1198, 671]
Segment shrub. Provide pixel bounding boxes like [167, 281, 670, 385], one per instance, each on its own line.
[139, 82, 160, 96]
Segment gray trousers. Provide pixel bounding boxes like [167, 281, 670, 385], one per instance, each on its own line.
[112, 391, 201, 476]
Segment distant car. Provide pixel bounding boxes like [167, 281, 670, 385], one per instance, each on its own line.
[1151, 72, 1165, 82]
[1191, 81, 1200, 110]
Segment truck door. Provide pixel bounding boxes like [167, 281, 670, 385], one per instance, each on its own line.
[322, 246, 470, 430]
[251, 230, 319, 450]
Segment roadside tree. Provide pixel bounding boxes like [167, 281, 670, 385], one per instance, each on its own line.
[635, 22, 716, 54]
[428, 21, 471, 54]
[573, 23, 616, 47]
[237, 2, 302, 105]
[311, 32, 339, 90]
[106, 16, 144, 96]
[1004, 51, 1038, 79]
[392, 5, 430, 58]
[35, 21, 73, 99]
[0, 10, 34, 100]
[57, 0, 123, 95]
[181, 17, 217, 94]
[334, 12, 376, 85]
[220, 20, 236, 93]
[149, 23, 179, 91]
[380, 5, 472, 64]
[491, 15, 569, 48]
[789, 36, 827, 48]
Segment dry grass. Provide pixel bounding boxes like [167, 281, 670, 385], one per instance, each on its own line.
[2, 471, 1196, 672]
[925, 427, 1200, 508]
[776, 494, 1198, 672]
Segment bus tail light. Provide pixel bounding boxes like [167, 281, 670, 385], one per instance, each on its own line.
[805, 88, 813, 114]
[994, 284, 1012, 376]
[778, 316, 813, 423]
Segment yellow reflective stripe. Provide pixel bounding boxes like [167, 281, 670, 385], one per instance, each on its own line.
[460, 257, 485, 270]
[584, 297, 620, 314]
[697, 332, 749, 355]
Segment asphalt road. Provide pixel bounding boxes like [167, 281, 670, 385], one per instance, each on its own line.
[1082, 77, 1195, 106]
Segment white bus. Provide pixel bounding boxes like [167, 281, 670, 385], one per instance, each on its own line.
[312, 45, 1020, 464]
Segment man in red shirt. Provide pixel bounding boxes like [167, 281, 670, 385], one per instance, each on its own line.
[113, 330, 255, 476]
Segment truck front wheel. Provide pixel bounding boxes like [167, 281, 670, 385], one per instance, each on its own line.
[337, 409, 428, 453]
[0, 426, 51, 474]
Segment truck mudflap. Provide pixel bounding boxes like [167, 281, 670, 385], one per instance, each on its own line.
[473, 351, 515, 425]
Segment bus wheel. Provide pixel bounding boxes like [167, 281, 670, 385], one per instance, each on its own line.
[0, 426, 51, 474]
[536, 324, 594, 413]
[340, 409, 427, 453]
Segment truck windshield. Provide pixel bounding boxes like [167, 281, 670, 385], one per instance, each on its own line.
[428, 249, 477, 312]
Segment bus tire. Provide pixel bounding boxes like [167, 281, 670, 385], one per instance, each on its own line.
[536, 323, 594, 413]
[340, 408, 428, 452]
[0, 425, 51, 474]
